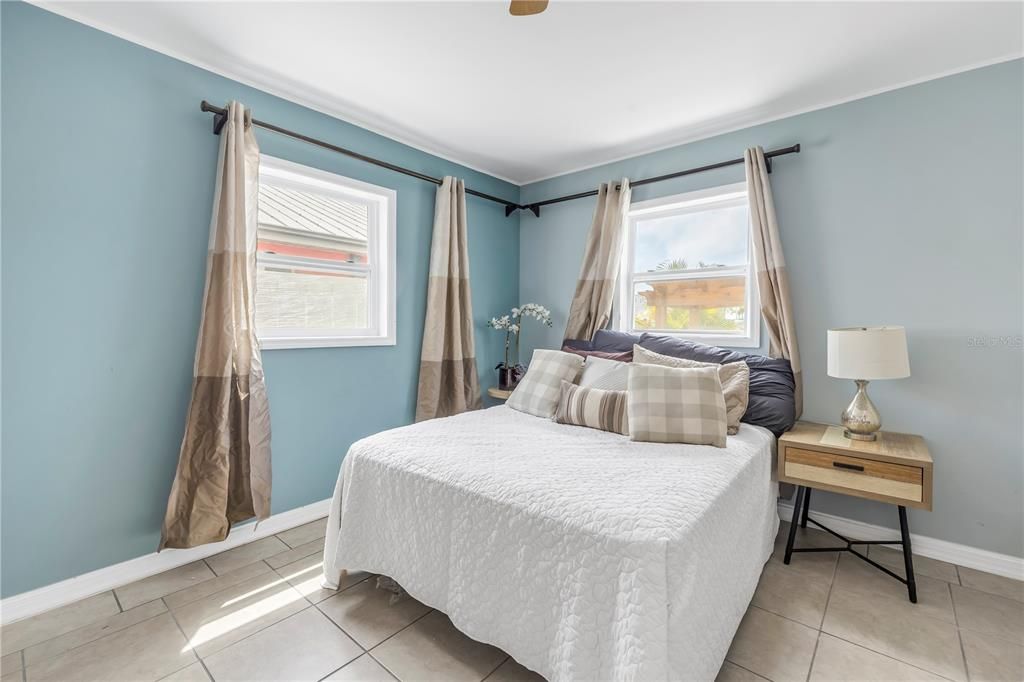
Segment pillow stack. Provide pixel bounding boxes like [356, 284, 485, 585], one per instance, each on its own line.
[507, 343, 751, 449]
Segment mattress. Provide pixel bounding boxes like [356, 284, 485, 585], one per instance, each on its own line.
[323, 406, 779, 681]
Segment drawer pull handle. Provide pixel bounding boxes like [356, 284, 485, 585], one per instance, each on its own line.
[833, 462, 865, 472]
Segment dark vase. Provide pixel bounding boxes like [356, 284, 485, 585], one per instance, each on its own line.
[496, 364, 523, 390]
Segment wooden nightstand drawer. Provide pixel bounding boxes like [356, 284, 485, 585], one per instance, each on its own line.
[783, 447, 924, 503]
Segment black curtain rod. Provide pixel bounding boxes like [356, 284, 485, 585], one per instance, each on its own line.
[201, 101, 799, 219]
[200, 100, 520, 214]
[518, 143, 801, 217]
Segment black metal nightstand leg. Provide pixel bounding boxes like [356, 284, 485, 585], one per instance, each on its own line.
[800, 488, 811, 528]
[898, 506, 917, 603]
[784, 486, 805, 564]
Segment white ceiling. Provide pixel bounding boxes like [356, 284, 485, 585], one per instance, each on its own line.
[37, 1, 1023, 184]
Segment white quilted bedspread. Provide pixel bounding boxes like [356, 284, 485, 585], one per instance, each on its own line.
[323, 406, 778, 682]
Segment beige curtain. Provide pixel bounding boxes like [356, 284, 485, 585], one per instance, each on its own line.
[745, 146, 803, 418]
[415, 177, 482, 421]
[563, 179, 631, 341]
[160, 102, 272, 550]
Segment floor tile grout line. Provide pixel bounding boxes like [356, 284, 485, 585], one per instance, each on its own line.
[163, 575, 315, 665]
[19, 608, 172, 672]
[819, 608, 968, 680]
[787, 534, 969, 682]
[817, 551, 841, 630]
[162, 598, 215, 681]
[805, 631, 822, 682]
[726, 660, 772, 681]
[366, 651, 402, 682]
[163, 559, 281, 613]
[819, 631, 965, 682]
[194, 600, 316, 663]
[951, 580, 1024, 603]
[745, 604, 820, 633]
[364, 607, 437, 655]
[948, 582, 972, 682]
[110, 589, 125, 613]
[312, 597, 370, 654]
[479, 655, 511, 682]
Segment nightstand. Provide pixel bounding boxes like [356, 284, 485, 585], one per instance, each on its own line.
[487, 387, 513, 401]
[778, 421, 933, 603]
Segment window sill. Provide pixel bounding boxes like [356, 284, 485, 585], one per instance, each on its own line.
[259, 334, 396, 350]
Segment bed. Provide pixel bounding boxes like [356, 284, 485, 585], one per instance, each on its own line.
[322, 405, 779, 682]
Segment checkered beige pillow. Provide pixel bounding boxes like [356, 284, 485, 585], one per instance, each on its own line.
[627, 363, 728, 447]
[633, 345, 749, 435]
[507, 349, 584, 418]
[553, 381, 629, 435]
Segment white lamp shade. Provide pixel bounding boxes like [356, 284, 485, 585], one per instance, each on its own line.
[827, 326, 910, 380]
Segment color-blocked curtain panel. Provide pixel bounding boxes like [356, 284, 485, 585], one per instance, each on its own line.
[745, 146, 803, 418]
[415, 177, 482, 421]
[160, 101, 272, 550]
[563, 179, 631, 341]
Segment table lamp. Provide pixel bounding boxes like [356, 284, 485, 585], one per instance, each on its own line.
[827, 326, 910, 441]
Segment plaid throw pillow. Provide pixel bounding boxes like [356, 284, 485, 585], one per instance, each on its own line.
[507, 350, 584, 418]
[627, 363, 728, 447]
[553, 381, 629, 435]
[633, 345, 750, 435]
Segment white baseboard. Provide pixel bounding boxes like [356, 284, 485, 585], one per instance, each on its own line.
[778, 501, 1024, 581]
[0, 498, 331, 625]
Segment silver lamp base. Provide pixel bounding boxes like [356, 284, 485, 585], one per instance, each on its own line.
[841, 379, 881, 442]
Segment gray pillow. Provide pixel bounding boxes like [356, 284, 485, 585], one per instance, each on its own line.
[578, 355, 630, 392]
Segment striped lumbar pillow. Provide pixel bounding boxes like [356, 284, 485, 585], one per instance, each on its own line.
[553, 380, 629, 435]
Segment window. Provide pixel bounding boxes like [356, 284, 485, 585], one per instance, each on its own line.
[255, 156, 396, 349]
[617, 183, 760, 348]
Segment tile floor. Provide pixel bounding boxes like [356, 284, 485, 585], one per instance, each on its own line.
[2, 518, 1021, 681]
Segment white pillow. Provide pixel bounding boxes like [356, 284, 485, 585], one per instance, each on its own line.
[578, 356, 630, 392]
[507, 349, 585, 418]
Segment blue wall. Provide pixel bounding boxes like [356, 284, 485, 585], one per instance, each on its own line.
[520, 60, 1023, 558]
[0, 2, 520, 597]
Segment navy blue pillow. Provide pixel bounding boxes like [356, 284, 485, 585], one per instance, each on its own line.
[565, 330, 795, 435]
[563, 329, 640, 353]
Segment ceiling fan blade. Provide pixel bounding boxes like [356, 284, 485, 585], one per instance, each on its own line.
[509, 0, 549, 16]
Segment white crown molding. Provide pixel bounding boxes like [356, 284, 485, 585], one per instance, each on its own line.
[0, 498, 331, 626]
[29, 3, 1023, 188]
[518, 51, 1023, 186]
[778, 501, 1024, 582]
[28, 2, 522, 187]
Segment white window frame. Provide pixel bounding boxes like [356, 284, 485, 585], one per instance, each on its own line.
[256, 156, 397, 350]
[616, 182, 761, 348]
